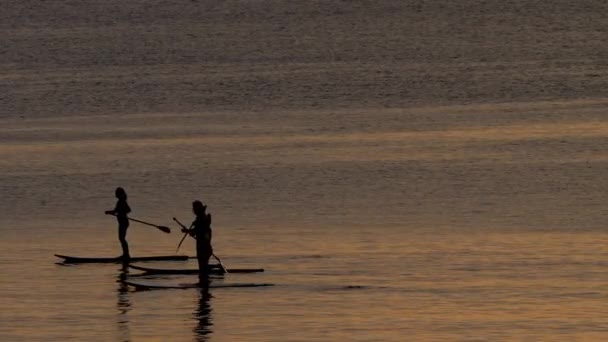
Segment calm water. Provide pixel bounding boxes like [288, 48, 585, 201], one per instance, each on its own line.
[2, 1, 608, 341]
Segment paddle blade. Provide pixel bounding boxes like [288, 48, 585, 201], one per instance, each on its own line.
[157, 226, 171, 234]
[212, 254, 228, 273]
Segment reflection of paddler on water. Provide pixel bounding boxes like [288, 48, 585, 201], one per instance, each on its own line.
[116, 265, 132, 342]
[180, 201, 214, 285]
[193, 287, 213, 341]
[105, 187, 132, 260]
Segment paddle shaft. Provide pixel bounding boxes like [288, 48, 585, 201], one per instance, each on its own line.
[173, 217, 190, 252]
[212, 254, 228, 274]
[107, 213, 171, 233]
[211, 253, 227, 273]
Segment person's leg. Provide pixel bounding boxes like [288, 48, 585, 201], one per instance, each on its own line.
[118, 223, 130, 259]
[197, 247, 211, 286]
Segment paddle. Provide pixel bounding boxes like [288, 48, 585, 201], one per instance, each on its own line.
[173, 217, 190, 253]
[106, 213, 171, 234]
[211, 253, 228, 274]
[173, 216, 228, 273]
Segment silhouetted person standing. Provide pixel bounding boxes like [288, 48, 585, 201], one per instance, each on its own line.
[182, 201, 213, 285]
[105, 187, 131, 259]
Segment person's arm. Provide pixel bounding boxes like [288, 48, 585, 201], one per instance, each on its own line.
[181, 222, 197, 238]
[105, 202, 118, 215]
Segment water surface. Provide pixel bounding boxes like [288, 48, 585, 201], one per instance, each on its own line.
[2, 0, 608, 340]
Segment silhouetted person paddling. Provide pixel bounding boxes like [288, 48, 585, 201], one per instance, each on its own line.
[182, 200, 213, 285]
[105, 187, 132, 259]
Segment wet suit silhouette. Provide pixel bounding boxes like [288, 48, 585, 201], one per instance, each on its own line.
[105, 187, 131, 259]
[182, 201, 213, 285]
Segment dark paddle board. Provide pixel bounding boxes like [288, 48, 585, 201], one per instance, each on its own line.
[128, 264, 265, 275]
[122, 280, 274, 290]
[55, 254, 191, 263]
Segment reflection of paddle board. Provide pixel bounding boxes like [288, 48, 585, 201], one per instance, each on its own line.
[128, 264, 265, 275]
[122, 280, 274, 290]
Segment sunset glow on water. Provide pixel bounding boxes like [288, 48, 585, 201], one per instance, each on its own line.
[2, 1, 608, 340]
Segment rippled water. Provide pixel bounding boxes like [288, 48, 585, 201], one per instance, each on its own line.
[2, 0, 608, 341]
